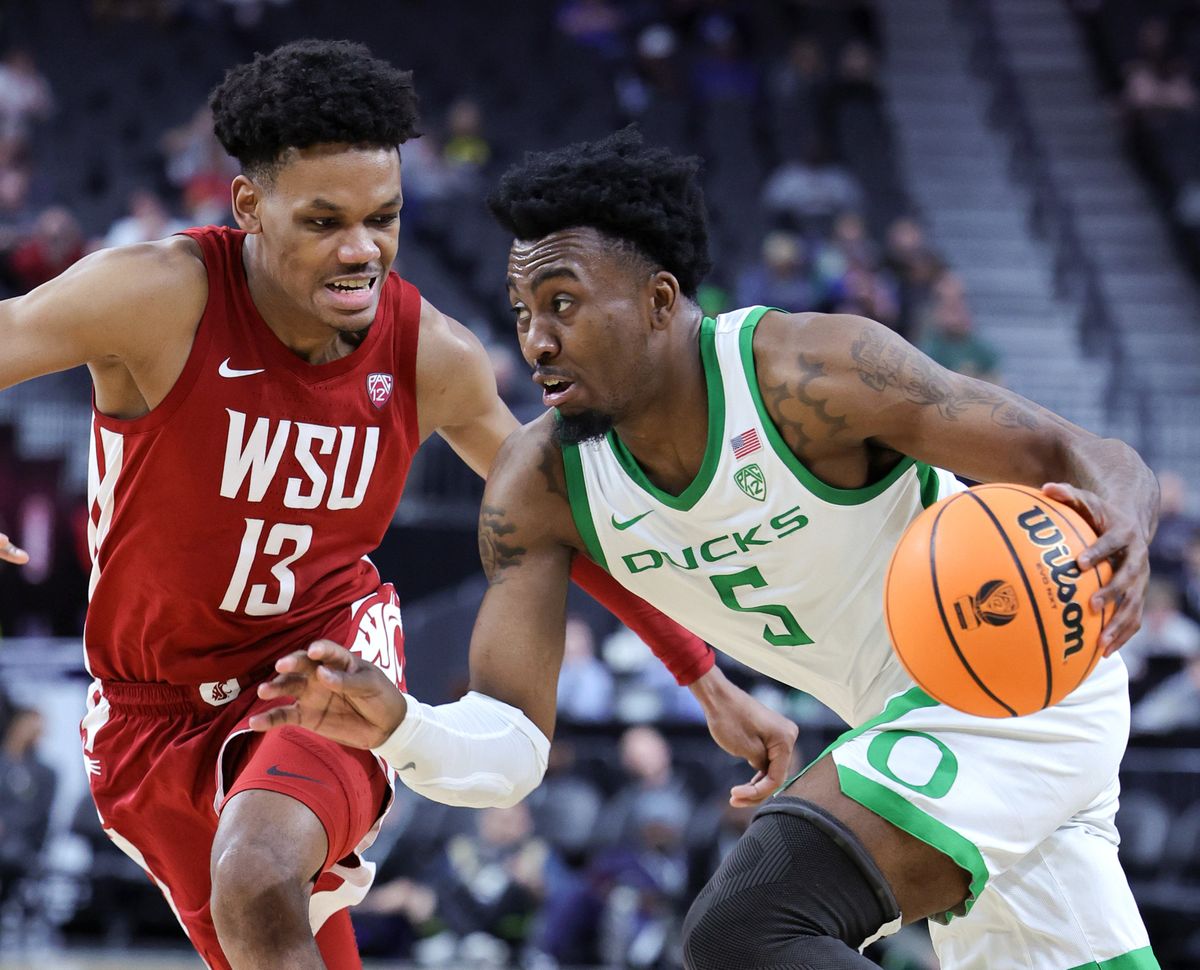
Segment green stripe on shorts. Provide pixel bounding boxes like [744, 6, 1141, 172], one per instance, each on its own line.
[1067, 946, 1161, 970]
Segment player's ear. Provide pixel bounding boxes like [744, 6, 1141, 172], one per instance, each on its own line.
[650, 271, 680, 330]
[231, 175, 263, 234]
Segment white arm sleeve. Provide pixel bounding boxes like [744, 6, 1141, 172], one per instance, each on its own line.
[371, 690, 550, 808]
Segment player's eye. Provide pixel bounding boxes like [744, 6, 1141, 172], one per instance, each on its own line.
[308, 218, 336, 229]
[371, 212, 400, 226]
[511, 304, 530, 327]
[551, 296, 573, 314]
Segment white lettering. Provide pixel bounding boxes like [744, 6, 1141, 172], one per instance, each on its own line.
[245, 522, 312, 616]
[220, 410, 292, 503]
[284, 423, 337, 509]
[328, 426, 379, 510]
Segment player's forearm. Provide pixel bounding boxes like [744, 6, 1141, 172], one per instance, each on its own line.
[372, 690, 550, 808]
[568, 555, 715, 685]
[1060, 435, 1160, 539]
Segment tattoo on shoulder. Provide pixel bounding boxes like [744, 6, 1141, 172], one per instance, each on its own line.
[850, 331, 1038, 429]
[536, 435, 568, 502]
[478, 504, 526, 584]
[760, 354, 848, 454]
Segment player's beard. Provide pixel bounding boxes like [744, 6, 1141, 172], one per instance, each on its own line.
[553, 409, 614, 446]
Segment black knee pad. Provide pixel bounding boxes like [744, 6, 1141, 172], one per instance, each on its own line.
[682, 797, 900, 970]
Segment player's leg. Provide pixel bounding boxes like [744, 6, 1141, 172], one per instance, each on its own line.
[210, 724, 388, 970]
[681, 757, 967, 970]
[210, 788, 329, 970]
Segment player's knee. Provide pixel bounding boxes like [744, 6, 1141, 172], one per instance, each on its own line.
[210, 839, 310, 942]
[682, 798, 900, 970]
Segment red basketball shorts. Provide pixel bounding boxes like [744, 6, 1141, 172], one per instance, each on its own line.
[80, 584, 405, 970]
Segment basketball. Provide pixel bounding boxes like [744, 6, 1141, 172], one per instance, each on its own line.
[884, 483, 1114, 717]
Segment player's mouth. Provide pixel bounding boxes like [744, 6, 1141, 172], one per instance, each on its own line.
[324, 275, 377, 311]
[536, 373, 577, 408]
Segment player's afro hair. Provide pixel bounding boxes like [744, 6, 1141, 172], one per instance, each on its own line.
[487, 128, 712, 297]
[209, 39, 420, 177]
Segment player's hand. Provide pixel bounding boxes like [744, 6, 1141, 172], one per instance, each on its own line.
[0, 534, 29, 565]
[248, 640, 407, 749]
[1042, 481, 1151, 656]
[689, 665, 799, 807]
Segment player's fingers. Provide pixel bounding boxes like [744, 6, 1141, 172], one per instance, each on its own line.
[0, 534, 29, 565]
[1041, 482, 1105, 533]
[729, 770, 770, 807]
[257, 672, 310, 699]
[274, 650, 319, 675]
[1101, 588, 1146, 656]
[306, 639, 355, 669]
[315, 664, 350, 691]
[247, 704, 301, 732]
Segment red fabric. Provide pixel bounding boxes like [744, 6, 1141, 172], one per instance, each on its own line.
[569, 554, 715, 685]
[83, 225, 422, 684]
[83, 582, 401, 970]
[315, 908, 362, 970]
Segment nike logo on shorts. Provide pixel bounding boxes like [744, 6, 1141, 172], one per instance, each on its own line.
[397, 762, 416, 771]
[219, 357, 265, 378]
[266, 764, 325, 785]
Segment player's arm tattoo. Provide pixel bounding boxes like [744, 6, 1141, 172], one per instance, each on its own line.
[478, 504, 526, 584]
[850, 330, 1039, 429]
[760, 353, 848, 454]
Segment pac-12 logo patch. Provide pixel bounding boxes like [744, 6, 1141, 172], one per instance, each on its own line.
[734, 463, 766, 502]
[367, 372, 394, 408]
[953, 579, 1019, 631]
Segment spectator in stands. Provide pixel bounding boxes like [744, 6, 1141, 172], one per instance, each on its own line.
[1121, 18, 1197, 118]
[761, 139, 863, 237]
[615, 24, 684, 122]
[1131, 652, 1200, 735]
[556, 614, 615, 723]
[831, 262, 900, 331]
[0, 135, 32, 217]
[735, 230, 826, 313]
[883, 216, 944, 341]
[690, 12, 760, 106]
[160, 106, 238, 227]
[556, 0, 627, 60]
[442, 99, 491, 179]
[0, 49, 54, 144]
[596, 726, 696, 850]
[99, 187, 188, 249]
[0, 707, 57, 916]
[1149, 470, 1200, 590]
[917, 271, 1001, 382]
[1180, 532, 1200, 623]
[1120, 577, 1200, 702]
[0, 206, 85, 294]
[423, 803, 568, 968]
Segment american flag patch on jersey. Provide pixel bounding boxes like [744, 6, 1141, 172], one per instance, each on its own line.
[730, 428, 761, 460]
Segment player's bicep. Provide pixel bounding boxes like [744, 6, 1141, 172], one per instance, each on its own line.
[840, 317, 1085, 484]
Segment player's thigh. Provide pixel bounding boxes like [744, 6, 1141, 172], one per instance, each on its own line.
[930, 820, 1157, 970]
[784, 756, 970, 923]
[218, 724, 389, 877]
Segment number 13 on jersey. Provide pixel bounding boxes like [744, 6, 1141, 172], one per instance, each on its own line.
[220, 518, 312, 616]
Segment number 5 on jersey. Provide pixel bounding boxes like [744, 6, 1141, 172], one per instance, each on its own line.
[711, 566, 813, 646]
[220, 518, 312, 616]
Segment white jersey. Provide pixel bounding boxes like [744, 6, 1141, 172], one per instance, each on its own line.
[563, 306, 963, 726]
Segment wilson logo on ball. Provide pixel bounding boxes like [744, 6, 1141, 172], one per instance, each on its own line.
[1016, 506, 1086, 660]
[953, 579, 1019, 631]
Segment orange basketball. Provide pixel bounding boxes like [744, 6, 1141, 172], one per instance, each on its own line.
[884, 483, 1114, 717]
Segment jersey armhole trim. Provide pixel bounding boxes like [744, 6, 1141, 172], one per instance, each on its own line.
[561, 442, 609, 572]
[737, 310, 918, 505]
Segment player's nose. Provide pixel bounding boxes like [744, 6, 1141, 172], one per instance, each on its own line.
[338, 227, 381, 265]
[522, 313, 561, 363]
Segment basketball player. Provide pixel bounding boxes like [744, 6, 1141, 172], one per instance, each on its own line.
[0, 51, 798, 970]
[256, 130, 1163, 969]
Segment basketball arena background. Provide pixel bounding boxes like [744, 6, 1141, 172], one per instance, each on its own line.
[0, 0, 1198, 967]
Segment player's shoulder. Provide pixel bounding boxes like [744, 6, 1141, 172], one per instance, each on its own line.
[487, 412, 578, 539]
[754, 309, 896, 378]
[81, 235, 207, 312]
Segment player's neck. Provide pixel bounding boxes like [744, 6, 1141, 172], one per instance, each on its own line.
[613, 323, 709, 497]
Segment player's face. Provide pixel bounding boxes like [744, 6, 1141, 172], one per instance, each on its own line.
[246, 144, 402, 334]
[507, 228, 657, 443]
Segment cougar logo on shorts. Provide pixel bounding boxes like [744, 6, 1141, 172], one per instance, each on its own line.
[200, 678, 241, 706]
[954, 579, 1019, 631]
[367, 372, 394, 408]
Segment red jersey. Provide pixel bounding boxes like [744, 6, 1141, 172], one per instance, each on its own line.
[84, 225, 421, 685]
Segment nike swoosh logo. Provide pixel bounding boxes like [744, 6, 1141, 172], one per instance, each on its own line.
[219, 357, 265, 378]
[397, 762, 416, 772]
[265, 764, 325, 785]
[611, 510, 653, 531]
